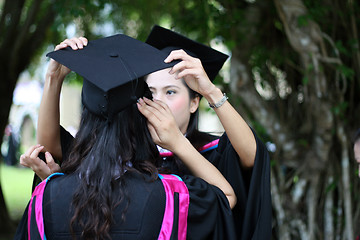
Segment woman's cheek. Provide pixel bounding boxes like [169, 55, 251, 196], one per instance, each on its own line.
[168, 97, 189, 116]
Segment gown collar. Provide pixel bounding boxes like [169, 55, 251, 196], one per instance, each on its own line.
[158, 138, 219, 158]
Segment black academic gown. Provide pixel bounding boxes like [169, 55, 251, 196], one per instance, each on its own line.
[15, 171, 236, 240]
[30, 126, 271, 239]
[206, 132, 272, 240]
[162, 131, 272, 240]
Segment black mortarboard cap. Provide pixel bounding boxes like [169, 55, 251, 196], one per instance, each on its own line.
[146, 25, 228, 82]
[46, 34, 177, 120]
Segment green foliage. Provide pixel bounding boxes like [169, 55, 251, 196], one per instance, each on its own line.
[297, 138, 309, 148]
[250, 120, 271, 143]
[335, 40, 351, 56]
[63, 72, 84, 86]
[297, 14, 311, 27]
[293, 175, 299, 183]
[302, 76, 309, 85]
[270, 159, 276, 167]
[274, 20, 283, 31]
[325, 178, 338, 193]
[302, 0, 330, 25]
[337, 64, 355, 79]
[331, 101, 348, 118]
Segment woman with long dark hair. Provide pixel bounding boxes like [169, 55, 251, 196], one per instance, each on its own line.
[15, 34, 236, 240]
[26, 25, 272, 240]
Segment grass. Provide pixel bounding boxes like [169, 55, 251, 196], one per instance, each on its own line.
[0, 163, 34, 221]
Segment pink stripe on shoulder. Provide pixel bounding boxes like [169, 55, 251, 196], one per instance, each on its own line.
[28, 180, 47, 240]
[158, 174, 189, 240]
[160, 151, 173, 157]
[198, 139, 219, 152]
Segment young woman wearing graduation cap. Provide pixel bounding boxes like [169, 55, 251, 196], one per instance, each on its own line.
[26, 26, 271, 239]
[15, 34, 237, 240]
[144, 26, 272, 240]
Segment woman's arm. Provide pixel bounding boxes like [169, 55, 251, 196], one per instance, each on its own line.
[37, 37, 88, 160]
[202, 86, 256, 168]
[165, 50, 256, 168]
[137, 97, 236, 209]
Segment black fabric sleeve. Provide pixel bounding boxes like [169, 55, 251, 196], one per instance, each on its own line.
[206, 130, 272, 240]
[13, 199, 45, 240]
[183, 175, 237, 240]
[13, 203, 29, 240]
[59, 125, 74, 162]
[239, 132, 272, 239]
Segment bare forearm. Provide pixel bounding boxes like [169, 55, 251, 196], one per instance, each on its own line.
[204, 87, 256, 168]
[37, 74, 64, 160]
[172, 137, 237, 209]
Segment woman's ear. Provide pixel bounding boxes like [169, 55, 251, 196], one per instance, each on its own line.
[190, 95, 200, 113]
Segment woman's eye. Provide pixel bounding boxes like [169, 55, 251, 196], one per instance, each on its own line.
[166, 90, 176, 95]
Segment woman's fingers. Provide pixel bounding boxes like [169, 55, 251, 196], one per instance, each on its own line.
[19, 154, 29, 167]
[45, 152, 61, 173]
[147, 122, 161, 144]
[20, 145, 44, 170]
[56, 37, 88, 51]
[78, 37, 88, 46]
[137, 101, 163, 145]
[137, 99, 162, 123]
[19, 145, 61, 180]
[61, 38, 83, 50]
[21, 145, 43, 166]
[169, 58, 201, 75]
[142, 98, 164, 112]
[140, 98, 178, 127]
[24, 144, 41, 157]
[153, 100, 173, 116]
[142, 97, 173, 118]
[54, 43, 69, 51]
[164, 49, 191, 63]
[30, 145, 44, 159]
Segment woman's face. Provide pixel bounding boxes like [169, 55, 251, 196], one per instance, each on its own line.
[146, 68, 199, 134]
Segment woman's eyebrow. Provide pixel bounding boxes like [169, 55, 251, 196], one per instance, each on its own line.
[149, 85, 181, 90]
[163, 85, 181, 89]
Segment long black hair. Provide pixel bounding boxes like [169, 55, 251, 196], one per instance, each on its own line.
[61, 103, 161, 239]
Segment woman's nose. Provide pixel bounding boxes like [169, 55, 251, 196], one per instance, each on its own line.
[152, 93, 164, 102]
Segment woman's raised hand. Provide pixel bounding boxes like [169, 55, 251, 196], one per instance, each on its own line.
[46, 37, 88, 82]
[137, 97, 184, 151]
[20, 145, 61, 181]
[164, 49, 216, 97]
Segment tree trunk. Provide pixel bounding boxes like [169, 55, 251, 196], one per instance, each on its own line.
[0, 177, 15, 235]
[228, 0, 358, 238]
[0, 70, 18, 234]
[337, 124, 354, 240]
[0, 0, 56, 234]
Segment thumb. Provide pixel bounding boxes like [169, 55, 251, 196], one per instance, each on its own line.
[45, 152, 61, 173]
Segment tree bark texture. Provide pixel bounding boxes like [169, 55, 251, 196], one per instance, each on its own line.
[0, 0, 56, 234]
[226, 0, 359, 239]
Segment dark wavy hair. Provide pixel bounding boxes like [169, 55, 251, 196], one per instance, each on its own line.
[60, 103, 161, 239]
